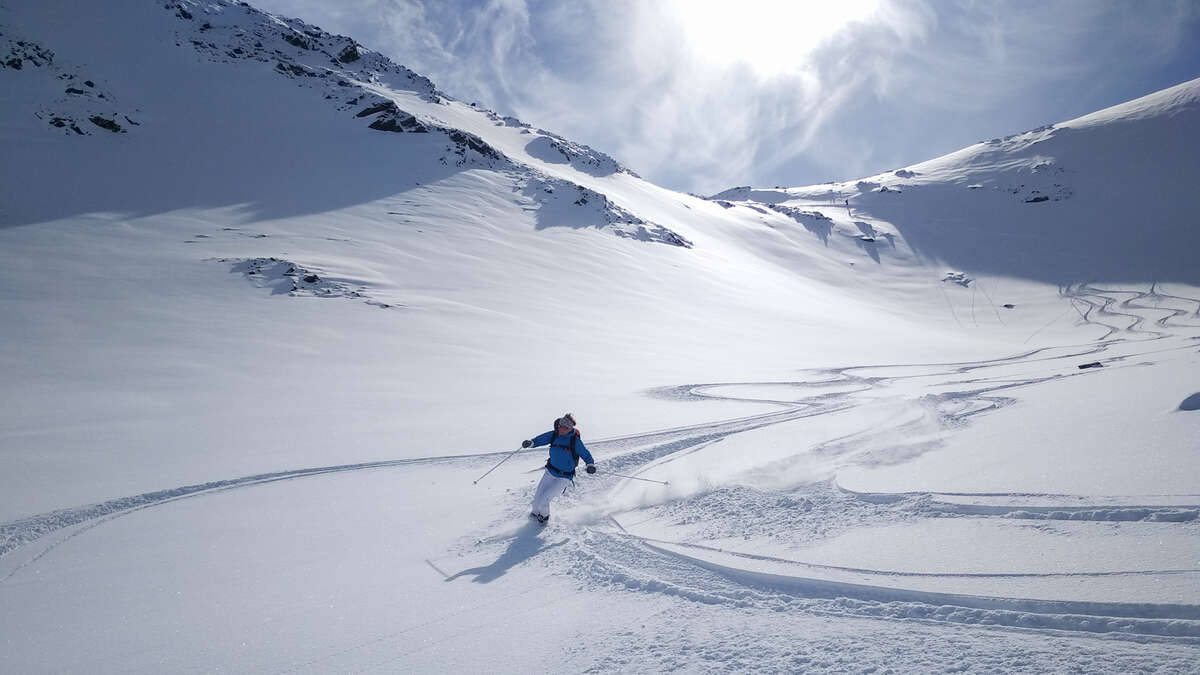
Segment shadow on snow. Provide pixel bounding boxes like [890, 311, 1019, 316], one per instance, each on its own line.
[445, 521, 568, 584]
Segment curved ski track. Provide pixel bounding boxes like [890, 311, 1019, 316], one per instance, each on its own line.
[3, 284, 1199, 644]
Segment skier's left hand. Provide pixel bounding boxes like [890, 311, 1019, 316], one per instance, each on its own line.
[585, 464, 596, 474]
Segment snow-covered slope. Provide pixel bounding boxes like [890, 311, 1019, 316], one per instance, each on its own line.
[0, 0, 1012, 515]
[1, 1, 1198, 672]
[714, 77, 1200, 285]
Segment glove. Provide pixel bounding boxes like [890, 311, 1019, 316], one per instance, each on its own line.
[522, 439, 532, 448]
[586, 464, 596, 474]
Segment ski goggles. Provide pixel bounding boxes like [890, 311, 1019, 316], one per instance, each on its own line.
[556, 418, 574, 430]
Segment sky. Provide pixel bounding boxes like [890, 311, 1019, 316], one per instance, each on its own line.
[250, 0, 1200, 196]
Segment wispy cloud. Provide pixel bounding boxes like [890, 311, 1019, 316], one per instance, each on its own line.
[255, 0, 1200, 194]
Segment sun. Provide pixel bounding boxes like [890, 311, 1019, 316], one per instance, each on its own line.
[667, 0, 881, 77]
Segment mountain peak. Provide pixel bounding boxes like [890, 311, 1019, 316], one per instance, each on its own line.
[0, 0, 683, 246]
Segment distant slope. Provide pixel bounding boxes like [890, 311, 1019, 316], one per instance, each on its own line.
[717, 76, 1200, 285]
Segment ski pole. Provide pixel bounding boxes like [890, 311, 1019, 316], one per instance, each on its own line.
[598, 470, 669, 486]
[472, 447, 524, 484]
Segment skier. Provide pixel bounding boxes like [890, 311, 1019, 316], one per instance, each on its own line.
[521, 413, 595, 524]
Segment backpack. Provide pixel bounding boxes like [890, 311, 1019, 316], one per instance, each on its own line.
[549, 424, 582, 467]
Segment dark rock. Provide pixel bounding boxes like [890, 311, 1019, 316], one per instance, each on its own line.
[447, 130, 500, 160]
[1025, 195, 1049, 203]
[303, 274, 320, 283]
[356, 101, 397, 117]
[1077, 362, 1103, 370]
[5, 40, 53, 68]
[88, 116, 123, 133]
[50, 117, 84, 134]
[368, 117, 402, 132]
[1003, 304, 1015, 309]
[337, 45, 360, 63]
[1179, 393, 1200, 411]
[368, 112, 427, 133]
[65, 87, 88, 95]
[276, 61, 313, 77]
[660, 230, 693, 248]
[283, 32, 311, 49]
[84, 80, 95, 87]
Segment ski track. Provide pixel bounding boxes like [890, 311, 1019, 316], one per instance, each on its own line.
[4, 284, 1200, 650]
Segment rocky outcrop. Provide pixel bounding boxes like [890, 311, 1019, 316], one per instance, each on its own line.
[769, 205, 834, 243]
[88, 116, 124, 133]
[524, 133, 628, 177]
[522, 175, 692, 248]
[336, 45, 360, 64]
[347, 94, 501, 166]
[0, 30, 137, 135]
[168, 0, 441, 104]
[2, 38, 54, 69]
[446, 130, 501, 163]
[163, 0, 514, 168]
[353, 99, 428, 133]
[706, 186, 791, 204]
[220, 256, 396, 308]
[368, 113, 426, 133]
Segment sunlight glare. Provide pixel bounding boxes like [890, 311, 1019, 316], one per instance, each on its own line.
[669, 0, 881, 76]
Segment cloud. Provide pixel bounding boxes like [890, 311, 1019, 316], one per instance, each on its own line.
[254, 0, 1200, 194]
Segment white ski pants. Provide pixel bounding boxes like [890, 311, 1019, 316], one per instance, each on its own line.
[531, 470, 572, 517]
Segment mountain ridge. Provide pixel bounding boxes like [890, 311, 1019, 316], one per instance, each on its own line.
[0, 0, 679, 243]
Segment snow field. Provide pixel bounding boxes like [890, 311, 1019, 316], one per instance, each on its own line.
[3, 1, 1200, 671]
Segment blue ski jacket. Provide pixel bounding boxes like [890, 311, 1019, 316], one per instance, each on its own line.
[530, 429, 594, 478]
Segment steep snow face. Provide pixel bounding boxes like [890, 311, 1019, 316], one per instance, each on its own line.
[0, 0, 668, 244]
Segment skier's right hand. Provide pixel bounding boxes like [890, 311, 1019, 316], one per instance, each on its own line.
[522, 439, 532, 448]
